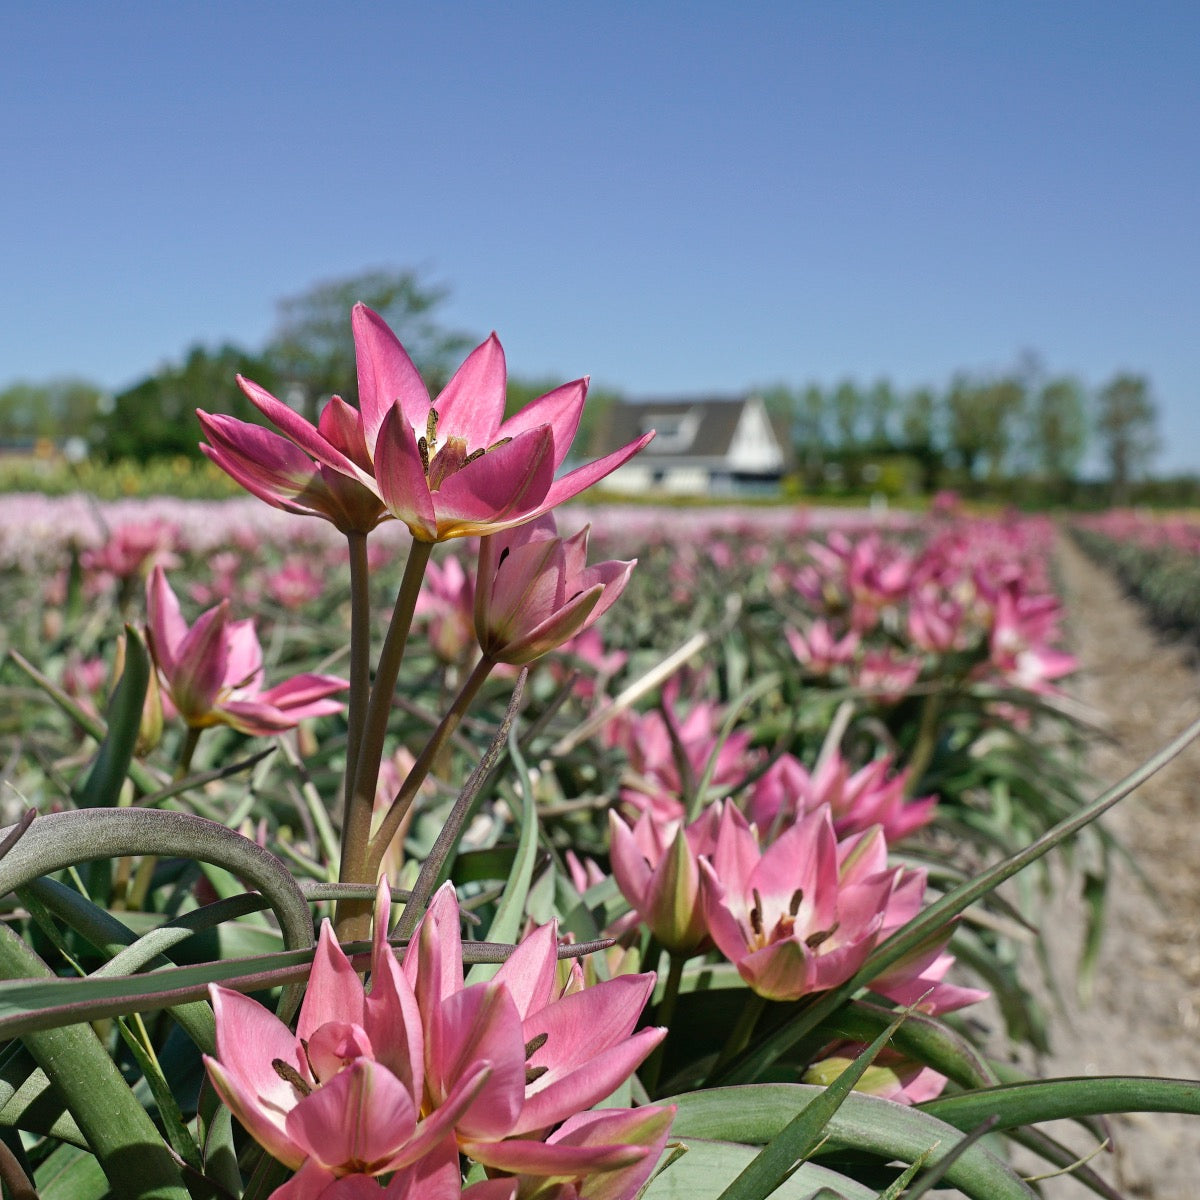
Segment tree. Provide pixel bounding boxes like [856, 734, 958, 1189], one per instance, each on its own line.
[899, 386, 942, 493]
[1028, 376, 1087, 495]
[1095, 372, 1158, 504]
[864, 378, 896, 451]
[0, 378, 105, 445]
[264, 268, 475, 419]
[97, 344, 282, 461]
[945, 372, 1025, 485]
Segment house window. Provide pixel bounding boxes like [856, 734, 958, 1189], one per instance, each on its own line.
[642, 411, 697, 452]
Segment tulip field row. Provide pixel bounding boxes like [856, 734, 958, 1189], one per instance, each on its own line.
[1072, 509, 1200, 636]
[0, 308, 1196, 1200]
[3, 483, 1171, 1198]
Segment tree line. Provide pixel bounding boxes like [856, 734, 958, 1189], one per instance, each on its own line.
[760, 363, 1160, 505]
[0, 267, 1167, 506]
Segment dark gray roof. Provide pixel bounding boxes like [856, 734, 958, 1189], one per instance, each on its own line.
[593, 396, 756, 461]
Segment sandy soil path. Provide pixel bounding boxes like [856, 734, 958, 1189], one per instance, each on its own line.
[1008, 534, 1200, 1198]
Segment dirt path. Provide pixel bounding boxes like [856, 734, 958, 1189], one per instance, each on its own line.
[1010, 535, 1200, 1197]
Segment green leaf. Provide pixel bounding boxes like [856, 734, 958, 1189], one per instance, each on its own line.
[921, 1075, 1200, 1130]
[643, 1138, 877, 1200]
[466, 726, 540, 984]
[713, 1011, 908, 1199]
[73, 625, 150, 808]
[666, 1085, 1034, 1199]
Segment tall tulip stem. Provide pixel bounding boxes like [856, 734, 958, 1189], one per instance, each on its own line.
[336, 539, 433, 939]
[342, 530, 372, 814]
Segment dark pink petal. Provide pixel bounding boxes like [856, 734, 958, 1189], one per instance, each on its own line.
[146, 565, 188, 678]
[224, 618, 264, 692]
[257, 673, 351, 711]
[171, 602, 231, 721]
[494, 586, 604, 665]
[298, 920, 365, 1040]
[698, 860, 753, 966]
[495, 377, 588, 470]
[237, 375, 364, 478]
[219, 698, 323, 736]
[432, 427, 555, 538]
[318, 395, 373, 472]
[259, 1155, 338, 1200]
[403, 883, 466, 1013]
[608, 811, 653, 911]
[366, 881, 424, 1099]
[546, 1105, 676, 1200]
[353, 304, 431, 456]
[374, 403, 438, 540]
[285, 1059, 417, 1169]
[737, 938, 815, 1002]
[433, 333, 507, 445]
[540, 430, 656, 509]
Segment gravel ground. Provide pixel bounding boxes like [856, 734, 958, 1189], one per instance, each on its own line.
[997, 535, 1200, 1198]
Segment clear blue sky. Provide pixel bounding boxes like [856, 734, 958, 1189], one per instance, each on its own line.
[3, 3, 1198, 470]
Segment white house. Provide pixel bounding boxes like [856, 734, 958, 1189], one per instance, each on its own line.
[594, 395, 791, 496]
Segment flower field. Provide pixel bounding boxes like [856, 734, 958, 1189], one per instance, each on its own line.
[1, 311, 1198, 1199]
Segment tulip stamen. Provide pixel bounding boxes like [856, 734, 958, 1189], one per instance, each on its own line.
[788, 888, 804, 917]
[524, 1032, 549, 1060]
[749, 889, 765, 938]
[525, 1064, 549, 1085]
[272, 1058, 312, 1097]
[805, 922, 839, 950]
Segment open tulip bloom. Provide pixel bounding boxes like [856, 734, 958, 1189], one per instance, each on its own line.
[205, 882, 672, 1199]
[145, 565, 348, 736]
[200, 304, 654, 543]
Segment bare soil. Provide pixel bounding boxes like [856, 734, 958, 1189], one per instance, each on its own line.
[1000, 535, 1200, 1198]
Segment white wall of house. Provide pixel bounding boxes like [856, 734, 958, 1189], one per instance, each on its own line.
[727, 397, 784, 474]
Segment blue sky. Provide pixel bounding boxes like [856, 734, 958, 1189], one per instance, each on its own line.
[3, 3, 1198, 470]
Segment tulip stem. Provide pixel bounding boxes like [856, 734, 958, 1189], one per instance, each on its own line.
[336, 539, 433, 939]
[708, 989, 768, 1082]
[174, 726, 203, 781]
[641, 951, 685, 1097]
[342, 530, 372, 814]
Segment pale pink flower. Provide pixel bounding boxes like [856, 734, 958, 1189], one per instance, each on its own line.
[146, 565, 347, 734]
[475, 515, 634, 666]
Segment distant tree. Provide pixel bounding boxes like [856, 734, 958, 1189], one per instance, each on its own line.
[1095, 372, 1158, 504]
[265, 268, 474, 419]
[0, 378, 105, 444]
[831, 380, 864, 450]
[1028, 376, 1087, 493]
[796, 383, 828, 489]
[899, 386, 942, 492]
[945, 372, 1024, 483]
[97, 344, 281, 461]
[864, 378, 896, 450]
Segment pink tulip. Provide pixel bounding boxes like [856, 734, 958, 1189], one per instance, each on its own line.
[205, 305, 653, 542]
[474, 515, 634, 666]
[198, 399, 388, 535]
[402, 885, 670, 1178]
[146, 565, 347, 735]
[748, 753, 936, 845]
[608, 805, 720, 955]
[698, 803, 901, 1002]
[203, 883, 489, 1195]
[803, 1045, 949, 1106]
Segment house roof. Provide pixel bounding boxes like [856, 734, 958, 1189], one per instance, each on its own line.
[593, 395, 792, 467]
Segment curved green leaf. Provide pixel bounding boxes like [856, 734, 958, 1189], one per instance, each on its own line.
[666, 1085, 1034, 1199]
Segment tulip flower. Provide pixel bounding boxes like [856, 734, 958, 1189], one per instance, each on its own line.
[203, 305, 654, 543]
[698, 803, 901, 1002]
[474, 515, 634, 666]
[146, 565, 347, 735]
[402, 885, 671, 1178]
[203, 883, 489, 1197]
[608, 805, 720, 955]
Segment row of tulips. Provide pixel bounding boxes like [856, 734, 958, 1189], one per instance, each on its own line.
[0, 307, 1196, 1199]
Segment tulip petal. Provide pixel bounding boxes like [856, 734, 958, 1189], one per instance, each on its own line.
[495, 377, 588, 470]
[433, 333, 507, 444]
[146, 565, 187, 678]
[541, 430, 656, 508]
[298, 920, 365, 1040]
[374, 402, 439, 540]
[352, 303, 432, 456]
